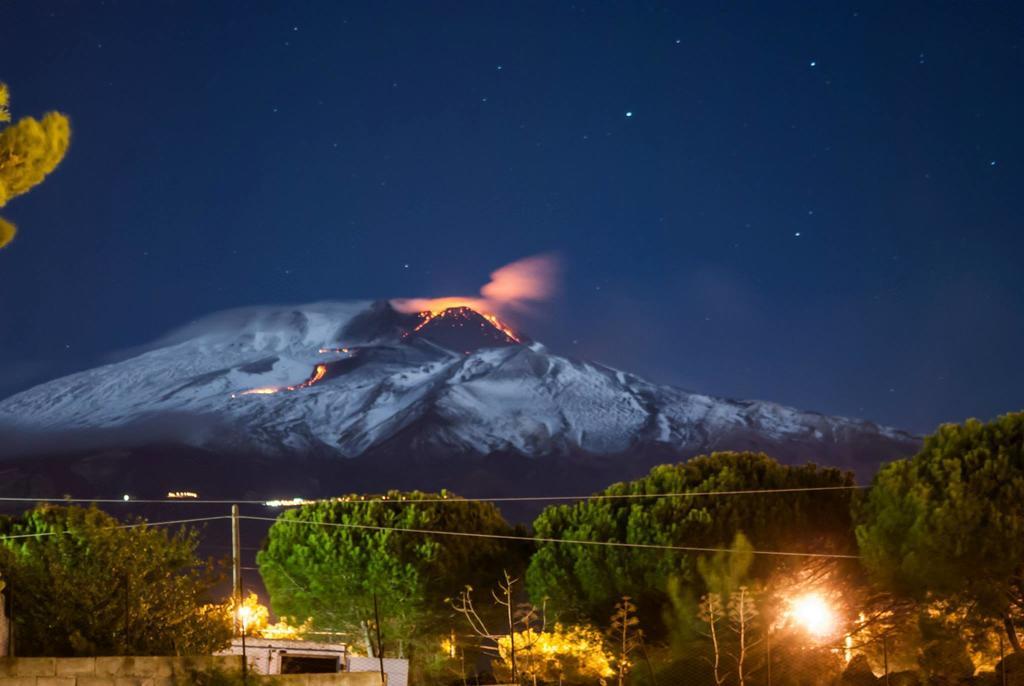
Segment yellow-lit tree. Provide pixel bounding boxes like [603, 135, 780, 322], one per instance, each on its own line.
[495, 623, 615, 685]
[0, 82, 71, 249]
[215, 592, 312, 640]
[450, 574, 615, 685]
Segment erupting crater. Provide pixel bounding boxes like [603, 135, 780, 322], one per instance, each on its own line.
[407, 306, 522, 349]
[233, 305, 522, 398]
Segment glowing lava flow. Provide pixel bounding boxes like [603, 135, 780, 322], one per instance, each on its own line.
[481, 312, 521, 343]
[410, 306, 521, 343]
[236, 363, 328, 397]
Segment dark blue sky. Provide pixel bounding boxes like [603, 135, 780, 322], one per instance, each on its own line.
[1, 1, 1021, 434]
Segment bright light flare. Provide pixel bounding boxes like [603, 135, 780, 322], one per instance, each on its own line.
[788, 593, 837, 638]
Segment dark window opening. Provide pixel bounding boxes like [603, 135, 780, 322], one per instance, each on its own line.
[280, 654, 341, 674]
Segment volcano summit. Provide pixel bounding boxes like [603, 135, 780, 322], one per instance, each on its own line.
[0, 301, 918, 502]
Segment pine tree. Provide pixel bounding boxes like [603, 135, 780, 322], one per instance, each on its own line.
[0, 82, 71, 249]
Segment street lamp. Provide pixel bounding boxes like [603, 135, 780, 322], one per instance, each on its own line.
[788, 593, 838, 638]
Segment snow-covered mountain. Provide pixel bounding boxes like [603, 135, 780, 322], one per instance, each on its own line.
[0, 301, 919, 501]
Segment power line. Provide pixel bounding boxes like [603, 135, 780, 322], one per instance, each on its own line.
[0, 515, 231, 541]
[0, 484, 866, 507]
[0, 496, 271, 505]
[240, 515, 860, 560]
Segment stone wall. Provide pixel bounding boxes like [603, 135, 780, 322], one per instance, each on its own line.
[0, 656, 385, 685]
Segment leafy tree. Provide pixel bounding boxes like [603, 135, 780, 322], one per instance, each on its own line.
[0, 505, 231, 656]
[526, 452, 857, 633]
[257, 490, 522, 662]
[856, 412, 1024, 652]
[0, 82, 71, 249]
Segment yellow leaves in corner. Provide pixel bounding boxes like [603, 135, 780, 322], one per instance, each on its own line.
[0, 218, 14, 248]
[0, 83, 10, 123]
[0, 82, 71, 250]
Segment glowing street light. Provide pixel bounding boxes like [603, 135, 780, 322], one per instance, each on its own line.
[237, 604, 253, 633]
[788, 593, 837, 638]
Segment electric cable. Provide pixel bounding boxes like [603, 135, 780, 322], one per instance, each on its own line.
[239, 515, 860, 560]
[0, 483, 866, 507]
[0, 515, 231, 540]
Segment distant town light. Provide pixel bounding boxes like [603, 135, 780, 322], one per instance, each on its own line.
[167, 491, 198, 499]
[122, 494, 130, 502]
[264, 497, 315, 508]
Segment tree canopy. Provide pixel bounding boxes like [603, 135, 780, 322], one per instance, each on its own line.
[0, 505, 231, 656]
[257, 490, 523, 658]
[856, 411, 1024, 651]
[526, 451, 858, 631]
[0, 82, 71, 249]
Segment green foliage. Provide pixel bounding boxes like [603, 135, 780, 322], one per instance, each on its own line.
[0, 82, 71, 249]
[664, 533, 756, 660]
[257, 490, 522, 658]
[526, 452, 857, 632]
[856, 412, 1024, 648]
[698, 532, 755, 597]
[0, 505, 232, 657]
[917, 615, 975, 685]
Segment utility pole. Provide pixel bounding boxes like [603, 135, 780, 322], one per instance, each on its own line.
[231, 505, 242, 605]
[231, 505, 247, 685]
[373, 593, 385, 685]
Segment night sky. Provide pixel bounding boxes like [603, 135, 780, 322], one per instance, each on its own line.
[1, 2, 1021, 435]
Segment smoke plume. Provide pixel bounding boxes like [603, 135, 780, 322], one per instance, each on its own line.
[392, 253, 559, 316]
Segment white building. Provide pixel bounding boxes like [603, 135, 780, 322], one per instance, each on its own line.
[218, 638, 408, 686]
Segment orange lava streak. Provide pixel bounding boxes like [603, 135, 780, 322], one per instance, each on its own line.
[482, 312, 521, 343]
[412, 310, 439, 332]
[238, 387, 278, 396]
[236, 363, 328, 397]
[296, 363, 328, 389]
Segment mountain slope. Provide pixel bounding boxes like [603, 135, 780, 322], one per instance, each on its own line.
[0, 301, 919, 499]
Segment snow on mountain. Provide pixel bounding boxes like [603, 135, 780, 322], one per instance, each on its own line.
[0, 300, 918, 484]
